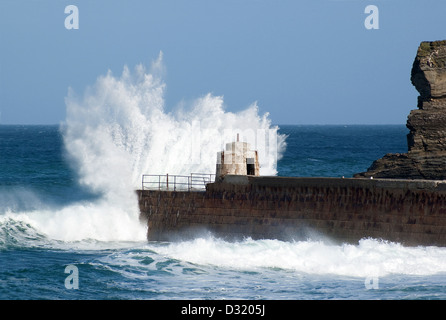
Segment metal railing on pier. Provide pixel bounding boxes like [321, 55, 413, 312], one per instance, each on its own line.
[142, 173, 215, 191]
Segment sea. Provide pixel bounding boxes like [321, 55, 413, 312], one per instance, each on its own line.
[1, 64, 446, 303]
[1, 124, 446, 303]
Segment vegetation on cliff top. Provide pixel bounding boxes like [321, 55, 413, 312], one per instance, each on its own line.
[418, 40, 446, 56]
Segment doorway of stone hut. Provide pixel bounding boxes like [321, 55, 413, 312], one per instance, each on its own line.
[247, 158, 255, 175]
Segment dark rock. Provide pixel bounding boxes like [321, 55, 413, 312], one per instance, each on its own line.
[411, 40, 446, 100]
[355, 40, 446, 180]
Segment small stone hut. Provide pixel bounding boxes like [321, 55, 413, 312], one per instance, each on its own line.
[216, 134, 259, 177]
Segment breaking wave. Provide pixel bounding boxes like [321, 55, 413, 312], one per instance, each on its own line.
[1, 53, 286, 243]
[148, 236, 446, 278]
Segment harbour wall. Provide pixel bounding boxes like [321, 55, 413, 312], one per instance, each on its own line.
[137, 175, 446, 246]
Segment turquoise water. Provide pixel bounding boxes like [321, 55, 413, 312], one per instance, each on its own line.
[1, 125, 446, 301]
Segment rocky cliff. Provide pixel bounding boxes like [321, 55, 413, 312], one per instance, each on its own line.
[355, 40, 446, 179]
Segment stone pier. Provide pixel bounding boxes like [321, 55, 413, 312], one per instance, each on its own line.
[137, 175, 446, 246]
[137, 40, 446, 247]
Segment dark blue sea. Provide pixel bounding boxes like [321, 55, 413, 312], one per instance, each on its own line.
[1, 123, 446, 302]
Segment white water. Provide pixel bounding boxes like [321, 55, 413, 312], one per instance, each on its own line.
[2, 53, 286, 243]
[1, 54, 445, 281]
[146, 237, 446, 278]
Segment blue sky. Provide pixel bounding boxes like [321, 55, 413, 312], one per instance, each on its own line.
[0, 0, 445, 125]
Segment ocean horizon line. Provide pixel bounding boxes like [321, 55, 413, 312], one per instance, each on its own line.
[0, 122, 407, 127]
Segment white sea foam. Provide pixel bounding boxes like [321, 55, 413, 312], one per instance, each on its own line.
[5, 54, 444, 282]
[1, 53, 286, 243]
[149, 236, 446, 277]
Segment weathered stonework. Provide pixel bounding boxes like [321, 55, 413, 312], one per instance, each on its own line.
[216, 140, 259, 177]
[137, 40, 446, 247]
[355, 40, 446, 179]
[138, 175, 446, 246]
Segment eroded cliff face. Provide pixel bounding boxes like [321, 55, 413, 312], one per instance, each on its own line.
[355, 40, 446, 179]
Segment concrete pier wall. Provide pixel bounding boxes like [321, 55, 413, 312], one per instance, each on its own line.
[137, 176, 446, 246]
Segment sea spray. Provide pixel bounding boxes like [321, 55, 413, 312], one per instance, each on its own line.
[34, 53, 284, 242]
[0, 54, 285, 243]
[64, 53, 286, 189]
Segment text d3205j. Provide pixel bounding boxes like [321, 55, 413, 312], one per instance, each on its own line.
[181, 304, 266, 317]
